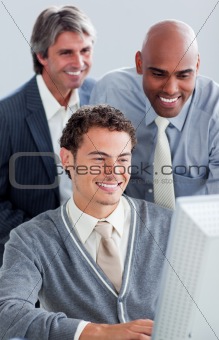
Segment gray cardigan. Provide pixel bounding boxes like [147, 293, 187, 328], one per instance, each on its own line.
[0, 196, 172, 340]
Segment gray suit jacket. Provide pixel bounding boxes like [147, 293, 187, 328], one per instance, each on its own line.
[0, 76, 96, 263]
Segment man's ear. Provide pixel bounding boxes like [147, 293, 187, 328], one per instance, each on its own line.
[36, 53, 47, 67]
[135, 51, 143, 74]
[60, 147, 74, 170]
[196, 53, 201, 74]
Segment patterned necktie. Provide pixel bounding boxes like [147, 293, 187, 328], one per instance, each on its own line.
[95, 221, 122, 292]
[153, 116, 175, 209]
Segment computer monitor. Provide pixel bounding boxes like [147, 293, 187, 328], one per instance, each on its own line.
[152, 195, 219, 340]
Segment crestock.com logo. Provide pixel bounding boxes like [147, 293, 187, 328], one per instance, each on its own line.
[9, 152, 209, 189]
[9, 152, 60, 189]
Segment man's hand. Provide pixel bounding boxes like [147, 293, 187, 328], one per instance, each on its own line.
[80, 319, 153, 339]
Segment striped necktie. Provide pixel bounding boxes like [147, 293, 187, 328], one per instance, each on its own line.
[153, 116, 175, 209]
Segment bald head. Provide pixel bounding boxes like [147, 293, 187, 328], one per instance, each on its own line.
[135, 19, 200, 118]
[142, 20, 198, 58]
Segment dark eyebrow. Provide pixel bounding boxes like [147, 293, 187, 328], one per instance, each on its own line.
[176, 69, 194, 76]
[88, 151, 110, 157]
[88, 151, 131, 157]
[58, 44, 92, 53]
[58, 49, 72, 54]
[148, 67, 168, 74]
[148, 66, 194, 76]
[118, 152, 132, 157]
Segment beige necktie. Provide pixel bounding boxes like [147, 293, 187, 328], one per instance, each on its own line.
[95, 221, 122, 292]
[154, 116, 175, 209]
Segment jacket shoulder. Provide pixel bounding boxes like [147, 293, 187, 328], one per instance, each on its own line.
[0, 77, 36, 102]
[80, 77, 96, 91]
[0, 77, 38, 111]
[96, 67, 142, 89]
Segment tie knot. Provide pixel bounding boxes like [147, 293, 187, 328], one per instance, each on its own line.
[95, 221, 113, 239]
[155, 116, 169, 131]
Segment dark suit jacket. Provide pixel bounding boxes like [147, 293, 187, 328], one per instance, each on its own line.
[0, 76, 96, 263]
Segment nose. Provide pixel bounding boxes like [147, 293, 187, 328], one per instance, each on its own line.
[162, 76, 178, 95]
[104, 162, 113, 175]
[103, 157, 119, 176]
[71, 53, 84, 69]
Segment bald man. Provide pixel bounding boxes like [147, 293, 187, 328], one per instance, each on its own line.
[90, 19, 219, 205]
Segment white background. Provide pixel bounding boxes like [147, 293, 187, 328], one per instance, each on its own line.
[0, 0, 219, 98]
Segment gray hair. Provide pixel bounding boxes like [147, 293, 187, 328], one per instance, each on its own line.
[30, 5, 96, 74]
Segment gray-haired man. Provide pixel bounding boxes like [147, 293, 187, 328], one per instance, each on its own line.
[0, 5, 96, 264]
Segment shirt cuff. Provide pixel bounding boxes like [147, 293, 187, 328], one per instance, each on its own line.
[74, 320, 90, 340]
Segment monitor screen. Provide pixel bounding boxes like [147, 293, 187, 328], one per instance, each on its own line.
[152, 195, 219, 340]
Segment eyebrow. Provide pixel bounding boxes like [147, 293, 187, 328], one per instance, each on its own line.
[148, 67, 194, 75]
[88, 151, 132, 157]
[58, 49, 72, 54]
[58, 45, 92, 53]
[176, 69, 194, 76]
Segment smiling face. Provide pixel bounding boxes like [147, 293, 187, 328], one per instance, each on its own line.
[136, 21, 200, 118]
[37, 31, 93, 105]
[60, 127, 132, 218]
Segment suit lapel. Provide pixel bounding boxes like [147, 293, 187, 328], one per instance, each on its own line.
[24, 76, 94, 199]
[25, 77, 59, 199]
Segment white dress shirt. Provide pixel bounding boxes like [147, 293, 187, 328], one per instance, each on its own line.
[66, 195, 131, 267]
[36, 75, 80, 204]
[66, 195, 131, 339]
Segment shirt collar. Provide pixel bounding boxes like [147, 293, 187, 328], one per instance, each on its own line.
[145, 94, 193, 131]
[36, 74, 80, 121]
[66, 197, 125, 244]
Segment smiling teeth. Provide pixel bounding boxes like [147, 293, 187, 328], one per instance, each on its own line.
[97, 182, 118, 188]
[66, 71, 81, 76]
[160, 97, 178, 103]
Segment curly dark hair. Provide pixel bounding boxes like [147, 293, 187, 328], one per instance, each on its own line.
[60, 104, 137, 159]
